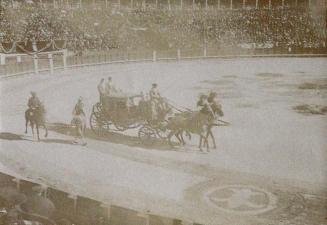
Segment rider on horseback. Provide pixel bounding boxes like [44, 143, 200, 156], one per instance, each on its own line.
[197, 94, 214, 118]
[27, 91, 41, 112]
[73, 96, 85, 117]
[25, 91, 48, 140]
[25, 91, 42, 125]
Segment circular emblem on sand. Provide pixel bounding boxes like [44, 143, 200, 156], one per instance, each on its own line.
[204, 185, 278, 215]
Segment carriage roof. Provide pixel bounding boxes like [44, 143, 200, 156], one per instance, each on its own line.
[102, 93, 142, 104]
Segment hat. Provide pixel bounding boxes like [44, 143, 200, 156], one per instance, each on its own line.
[152, 83, 157, 87]
[30, 91, 36, 96]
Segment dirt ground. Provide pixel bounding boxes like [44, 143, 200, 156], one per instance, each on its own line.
[0, 57, 326, 225]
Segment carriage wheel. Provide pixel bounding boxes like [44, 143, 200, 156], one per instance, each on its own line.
[94, 102, 103, 113]
[113, 122, 141, 131]
[138, 125, 156, 146]
[89, 112, 111, 136]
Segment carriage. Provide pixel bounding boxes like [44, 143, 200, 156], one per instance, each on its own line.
[89, 93, 171, 145]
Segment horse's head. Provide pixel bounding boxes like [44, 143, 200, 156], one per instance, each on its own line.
[211, 102, 224, 117]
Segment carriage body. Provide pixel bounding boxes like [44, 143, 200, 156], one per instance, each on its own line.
[89, 93, 170, 145]
[101, 94, 149, 128]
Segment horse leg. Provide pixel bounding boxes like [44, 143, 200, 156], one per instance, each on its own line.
[209, 130, 216, 149]
[174, 133, 182, 146]
[204, 128, 211, 149]
[178, 130, 186, 146]
[199, 136, 203, 151]
[204, 135, 210, 152]
[31, 122, 35, 139]
[36, 124, 40, 141]
[181, 132, 186, 145]
[43, 124, 48, 138]
[168, 130, 178, 148]
[25, 112, 29, 134]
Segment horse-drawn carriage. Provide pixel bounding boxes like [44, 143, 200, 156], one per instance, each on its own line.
[89, 91, 227, 151]
[89, 93, 172, 145]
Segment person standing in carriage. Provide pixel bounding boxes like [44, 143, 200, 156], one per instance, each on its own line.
[105, 76, 117, 96]
[149, 83, 161, 121]
[71, 97, 87, 145]
[97, 78, 106, 103]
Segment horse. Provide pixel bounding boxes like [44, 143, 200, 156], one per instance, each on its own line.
[167, 102, 224, 151]
[71, 114, 87, 145]
[25, 103, 48, 141]
[166, 111, 211, 151]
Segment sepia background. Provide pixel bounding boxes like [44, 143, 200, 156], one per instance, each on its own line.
[0, 0, 326, 225]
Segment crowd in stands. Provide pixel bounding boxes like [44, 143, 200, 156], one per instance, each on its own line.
[0, 2, 326, 54]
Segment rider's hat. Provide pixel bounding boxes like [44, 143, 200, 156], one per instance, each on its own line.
[30, 91, 37, 96]
[152, 83, 157, 87]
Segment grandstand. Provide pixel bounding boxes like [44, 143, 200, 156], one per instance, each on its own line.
[2, 0, 325, 10]
[0, 0, 326, 76]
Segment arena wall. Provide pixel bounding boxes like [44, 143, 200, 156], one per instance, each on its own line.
[0, 46, 326, 78]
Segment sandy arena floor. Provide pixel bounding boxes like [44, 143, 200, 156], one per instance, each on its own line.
[0, 57, 326, 225]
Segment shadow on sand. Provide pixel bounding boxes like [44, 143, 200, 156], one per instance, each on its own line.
[0, 132, 74, 146]
[47, 122, 176, 151]
[0, 132, 25, 141]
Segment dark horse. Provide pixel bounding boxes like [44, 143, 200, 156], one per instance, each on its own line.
[25, 103, 48, 141]
[167, 101, 224, 151]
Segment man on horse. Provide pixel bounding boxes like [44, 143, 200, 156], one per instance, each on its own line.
[73, 96, 85, 117]
[27, 91, 41, 113]
[25, 91, 48, 140]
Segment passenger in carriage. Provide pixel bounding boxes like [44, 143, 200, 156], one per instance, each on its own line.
[105, 76, 117, 96]
[27, 91, 41, 110]
[149, 83, 161, 121]
[97, 78, 106, 103]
